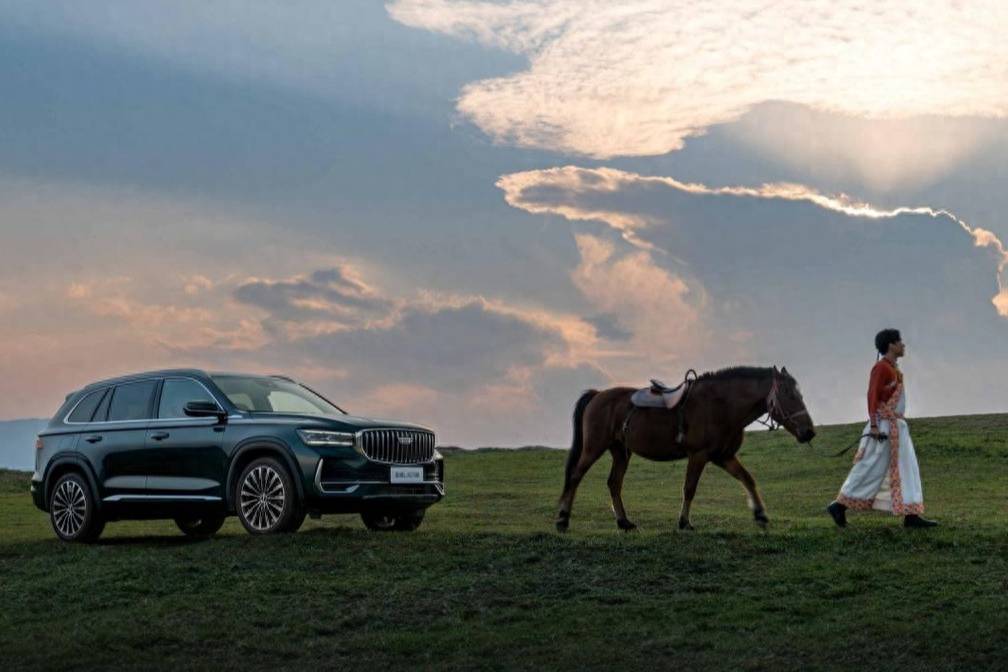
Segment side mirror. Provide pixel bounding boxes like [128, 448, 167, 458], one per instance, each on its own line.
[184, 400, 227, 422]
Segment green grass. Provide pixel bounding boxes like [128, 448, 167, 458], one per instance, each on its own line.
[2, 414, 1007, 671]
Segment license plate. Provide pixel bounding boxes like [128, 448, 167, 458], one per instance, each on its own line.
[390, 466, 423, 484]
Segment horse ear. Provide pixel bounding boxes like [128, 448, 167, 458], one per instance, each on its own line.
[781, 366, 788, 375]
[772, 365, 779, 374]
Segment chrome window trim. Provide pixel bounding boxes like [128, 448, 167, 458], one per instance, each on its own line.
[62, 385, 114, 425]
[64, 388, 108, 424]
[63, 376, 226, 425]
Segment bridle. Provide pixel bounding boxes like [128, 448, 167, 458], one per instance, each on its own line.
[763, 375, 810, 432]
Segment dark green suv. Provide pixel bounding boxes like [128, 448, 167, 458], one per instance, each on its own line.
[31, 369, 444, 542]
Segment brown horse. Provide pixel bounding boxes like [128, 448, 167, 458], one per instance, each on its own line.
[556, 366, 815, 532]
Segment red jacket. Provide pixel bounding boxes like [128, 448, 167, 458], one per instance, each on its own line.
[867, 359, 901, 422]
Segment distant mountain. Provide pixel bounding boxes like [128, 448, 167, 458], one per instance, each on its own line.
[0, 419, 49, 470]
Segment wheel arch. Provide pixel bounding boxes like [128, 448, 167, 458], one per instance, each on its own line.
[43, 455, 101, 512]
[225, 439, 305, 513]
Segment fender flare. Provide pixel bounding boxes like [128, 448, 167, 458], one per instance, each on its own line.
[43, 453, 102, 512]
[225, 438, 305, 509]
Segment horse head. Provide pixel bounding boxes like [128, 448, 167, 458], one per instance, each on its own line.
[769, 366, 816, 443]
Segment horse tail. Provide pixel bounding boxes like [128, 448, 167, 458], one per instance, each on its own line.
[565, 389, 599, 490]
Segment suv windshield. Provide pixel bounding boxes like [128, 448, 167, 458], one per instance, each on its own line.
[211, 375, 344, 415]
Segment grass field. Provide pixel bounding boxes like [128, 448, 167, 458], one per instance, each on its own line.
[1, 414, 1007, 671]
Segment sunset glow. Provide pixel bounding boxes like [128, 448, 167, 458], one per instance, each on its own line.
[0, 1, 1005, 447]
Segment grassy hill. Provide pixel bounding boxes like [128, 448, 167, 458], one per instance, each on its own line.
[1, 414, 1006, 671]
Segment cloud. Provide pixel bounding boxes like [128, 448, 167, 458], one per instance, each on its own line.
[495, 164, 1008, 422]
[297, 301, 565, 386]
[65, 277, 269, 353]
[721, 102, 1002, 192]
[994, 287, 1008, 318]
[224, 268, 617, 444]
[0, 176, 616, 442]
[233, 267, 394, 335]
[229, 265, 600, 389]
[498, 166, 1008, 317]
[183, 275, 214, 295]
[230, 266, 617, 444]
[498, 167, 657, 250]
[44, 258, 613, 444]
[390, 0, 1008, 158]
[57, 262, 587, 394]
[570, 233, 702, 372]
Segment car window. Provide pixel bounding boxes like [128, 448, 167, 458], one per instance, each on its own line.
[211, 375, 343, 415]
[92, 388, 112, 422]
[266, 390, 328, 414]
[107, 380, 158, 422]
[67, 389, 108, 423]
[158, 379, 217, 419]
[228, 393, 255, 412]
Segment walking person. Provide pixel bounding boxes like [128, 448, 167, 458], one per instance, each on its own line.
[827, 329, 937, 528]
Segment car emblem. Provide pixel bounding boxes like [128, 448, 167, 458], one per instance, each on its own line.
[398, 435, 414, 446]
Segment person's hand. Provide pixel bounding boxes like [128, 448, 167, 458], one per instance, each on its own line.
[869, 426, 881, 440]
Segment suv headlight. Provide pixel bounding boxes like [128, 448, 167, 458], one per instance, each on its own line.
[297, 429, 355, 447]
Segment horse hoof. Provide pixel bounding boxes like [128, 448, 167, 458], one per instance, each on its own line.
[617, 519, 637, 531]
[678, 519, 694, 531]
[555, 517, 570, 533]
[754, 512, 769, 528]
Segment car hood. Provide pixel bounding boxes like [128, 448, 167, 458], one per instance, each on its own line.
[237, 412, 432, 433]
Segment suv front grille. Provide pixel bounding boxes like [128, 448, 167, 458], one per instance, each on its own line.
[358, 429, 436, 464]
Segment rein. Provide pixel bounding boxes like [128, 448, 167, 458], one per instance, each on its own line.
[832, 432, 889, 457]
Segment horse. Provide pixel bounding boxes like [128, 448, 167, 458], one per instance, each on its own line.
[555, 366, 815, 532]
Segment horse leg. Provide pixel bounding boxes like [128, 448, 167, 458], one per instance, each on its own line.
[678, 453, 708, 531]
[556, 435, 607, 532]
[716, 456, 769, 528]
[607, 445, 636, 531]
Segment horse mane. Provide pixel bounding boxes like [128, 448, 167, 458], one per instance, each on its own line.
[696, 365, 776, 382]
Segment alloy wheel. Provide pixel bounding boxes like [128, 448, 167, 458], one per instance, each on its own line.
[52, 478, 87, 538]
[239, 464, 286, 532]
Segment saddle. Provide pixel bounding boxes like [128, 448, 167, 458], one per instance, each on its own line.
[630, 378, 689, 409]
[623, 370, 698, 445]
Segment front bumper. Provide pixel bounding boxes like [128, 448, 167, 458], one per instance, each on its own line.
[307, 455, 444, 513]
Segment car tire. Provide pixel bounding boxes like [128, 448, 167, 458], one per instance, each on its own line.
[175, 514, 226, 539]
[283, 506, 307, 533]
[361, 508, 425, 532]
[235, 457, 300, 535]
[49, 472, 104, 543]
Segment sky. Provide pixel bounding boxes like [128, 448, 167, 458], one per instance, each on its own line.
[1, 0, 1006, 447]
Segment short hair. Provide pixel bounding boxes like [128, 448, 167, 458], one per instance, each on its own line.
[874, 328, 901, 355]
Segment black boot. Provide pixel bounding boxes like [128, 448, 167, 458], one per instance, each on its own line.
[904, 514, 938, 528]
[826, 501, 847, 528]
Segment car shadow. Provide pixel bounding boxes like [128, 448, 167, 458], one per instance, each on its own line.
[94, 535, 209, 547]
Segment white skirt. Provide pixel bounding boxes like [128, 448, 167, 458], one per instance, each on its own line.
[836, 389, 924, 515]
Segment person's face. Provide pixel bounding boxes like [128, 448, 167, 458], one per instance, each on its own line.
[889, 339, 905, 358]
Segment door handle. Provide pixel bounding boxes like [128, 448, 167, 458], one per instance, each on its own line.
[150, 432, 170, 441]
[84, 435, 103, 443]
